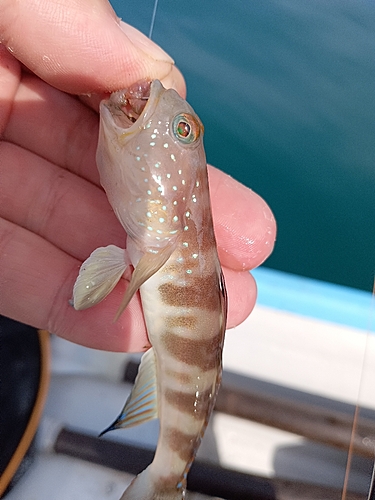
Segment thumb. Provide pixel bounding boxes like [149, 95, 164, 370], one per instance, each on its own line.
[0, 0, 185, 95]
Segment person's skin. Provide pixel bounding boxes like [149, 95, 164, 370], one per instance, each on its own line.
[0, 0, 276, 352]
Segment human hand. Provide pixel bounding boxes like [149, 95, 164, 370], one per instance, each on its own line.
[0, 0, 276, 352]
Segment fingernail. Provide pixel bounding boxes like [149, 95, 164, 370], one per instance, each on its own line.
[160, 66, 187, 96]
[119, 21, 174, 64]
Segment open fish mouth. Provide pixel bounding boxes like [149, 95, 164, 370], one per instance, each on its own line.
[104, 80, 152, 128]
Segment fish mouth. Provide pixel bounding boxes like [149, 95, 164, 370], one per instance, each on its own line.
[103, 80, 158, 129]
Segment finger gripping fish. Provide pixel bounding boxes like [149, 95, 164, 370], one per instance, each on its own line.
[72, 80, 227, 500]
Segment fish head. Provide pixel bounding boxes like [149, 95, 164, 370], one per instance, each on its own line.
[97, 80, 207, 254]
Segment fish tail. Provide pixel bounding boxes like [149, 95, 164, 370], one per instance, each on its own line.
[120, 466, 184, 500]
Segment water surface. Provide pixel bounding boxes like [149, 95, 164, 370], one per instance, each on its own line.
[111, 0, 375, 291]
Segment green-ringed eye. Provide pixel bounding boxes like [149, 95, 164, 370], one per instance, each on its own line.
[172, 113, 202, 144]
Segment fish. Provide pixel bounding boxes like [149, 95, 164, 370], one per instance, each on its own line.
[72, 79, 227, 500]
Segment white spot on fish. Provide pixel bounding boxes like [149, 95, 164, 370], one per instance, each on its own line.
[196, 181, 200, 187]
[173, 216, 179, 222]
[184, 226, 189, 231]
[186, 211, 190, 217]
[144, 178, 148, 182]
[151, 134, 157, 139]
[146, 211, 152, 217]
[172, 186, 178, 191]
[186, 269, 192, 274]
[173, 201, 178, 206]
[167, 173, 171, 179]
[182, 180, 186, 185]
[192, 253, 198, 259]
[136, 156, 141, 161]
[159, 217, 165, 223]
[163, 143, 169, 148]
[147, 226, 153, 231]
[155, 162, 161, 168]
[183, 242, 189, 247]
[150, 142, 156, 147]
[170, 154, 176, 161]
[147, 190, 152, 195]
[178, 169, 182, 175]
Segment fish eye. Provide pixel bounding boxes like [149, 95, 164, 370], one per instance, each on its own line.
[172, 113, 202, 144]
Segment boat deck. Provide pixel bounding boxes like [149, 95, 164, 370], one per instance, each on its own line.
[6, 268, 375, 499]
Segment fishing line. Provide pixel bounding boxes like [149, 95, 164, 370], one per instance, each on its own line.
[368, 460, 375, 500]
[148, 0, 159, 39]
[367, 277, 375, 500]
[341, 276, 375, 500]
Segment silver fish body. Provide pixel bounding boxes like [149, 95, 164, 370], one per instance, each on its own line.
[73, 80, 227, 500]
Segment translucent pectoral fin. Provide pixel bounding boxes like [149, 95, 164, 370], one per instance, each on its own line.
[114, 244, 174, 321]
[73, 245, 129, 310]
[100, 348, 158, 434]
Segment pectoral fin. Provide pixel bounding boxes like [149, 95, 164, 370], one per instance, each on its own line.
[73, 245, 129, 310]
[114, 244, 173, 321]
[100, 347, 158, 434]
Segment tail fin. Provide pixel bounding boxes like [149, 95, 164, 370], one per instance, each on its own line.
[120, 466, 184, 500]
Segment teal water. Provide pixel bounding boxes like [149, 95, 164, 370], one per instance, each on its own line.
[111, 0, 375, 292]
